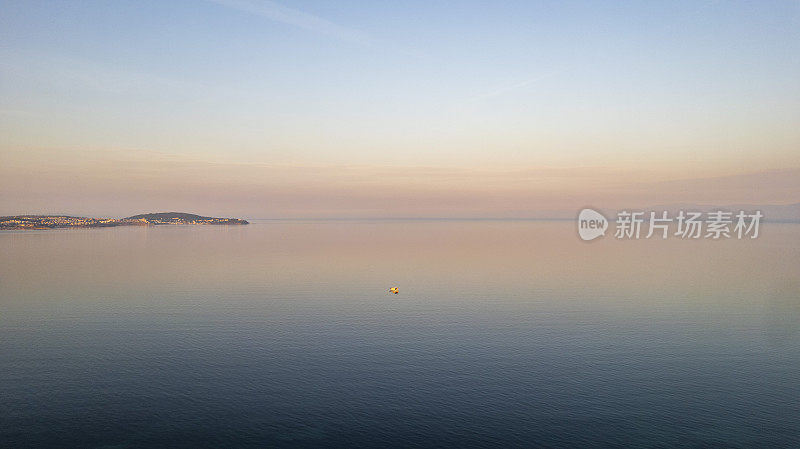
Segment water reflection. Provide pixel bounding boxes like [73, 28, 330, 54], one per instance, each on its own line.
[1, 221, 799, 447]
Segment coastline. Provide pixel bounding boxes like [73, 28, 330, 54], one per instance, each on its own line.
[0, 213, 249, 230]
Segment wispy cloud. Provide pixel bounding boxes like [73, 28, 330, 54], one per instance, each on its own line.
[207, 0, 370, 44]
[206, 0, 426, 59]
[465, 69, 565, 103]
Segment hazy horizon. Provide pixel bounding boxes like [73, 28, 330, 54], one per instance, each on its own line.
[2, 148, 799, 218]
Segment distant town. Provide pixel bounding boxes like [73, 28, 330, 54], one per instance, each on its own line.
[0, 212, 249, 230]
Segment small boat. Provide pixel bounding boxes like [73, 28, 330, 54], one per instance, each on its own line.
[388, 287, 399, 294]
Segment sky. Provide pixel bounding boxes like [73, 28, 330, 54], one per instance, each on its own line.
[1, 0, 799, 218]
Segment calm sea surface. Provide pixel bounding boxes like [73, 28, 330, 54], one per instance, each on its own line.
[1, 220, 799, 448]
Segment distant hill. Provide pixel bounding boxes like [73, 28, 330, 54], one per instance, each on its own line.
[125, 212, 214, 220]
[124, 212, 248, 225]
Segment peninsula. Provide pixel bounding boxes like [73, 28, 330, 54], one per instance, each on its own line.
[0, 212, 249, 230]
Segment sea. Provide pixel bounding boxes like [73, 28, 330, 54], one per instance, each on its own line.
[1, 220, 799, 448]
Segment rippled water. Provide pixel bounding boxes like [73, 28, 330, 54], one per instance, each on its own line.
[1, 220, 799, 447]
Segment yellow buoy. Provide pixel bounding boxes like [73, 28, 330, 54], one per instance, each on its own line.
[389, 287, 399, 294]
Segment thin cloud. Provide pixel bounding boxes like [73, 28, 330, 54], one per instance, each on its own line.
[208, 0, 370, 44]
[465, 69, 565, 103]
[207, 0, 427, 59]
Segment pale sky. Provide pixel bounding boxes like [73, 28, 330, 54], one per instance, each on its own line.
[1, 1, 799, 217]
